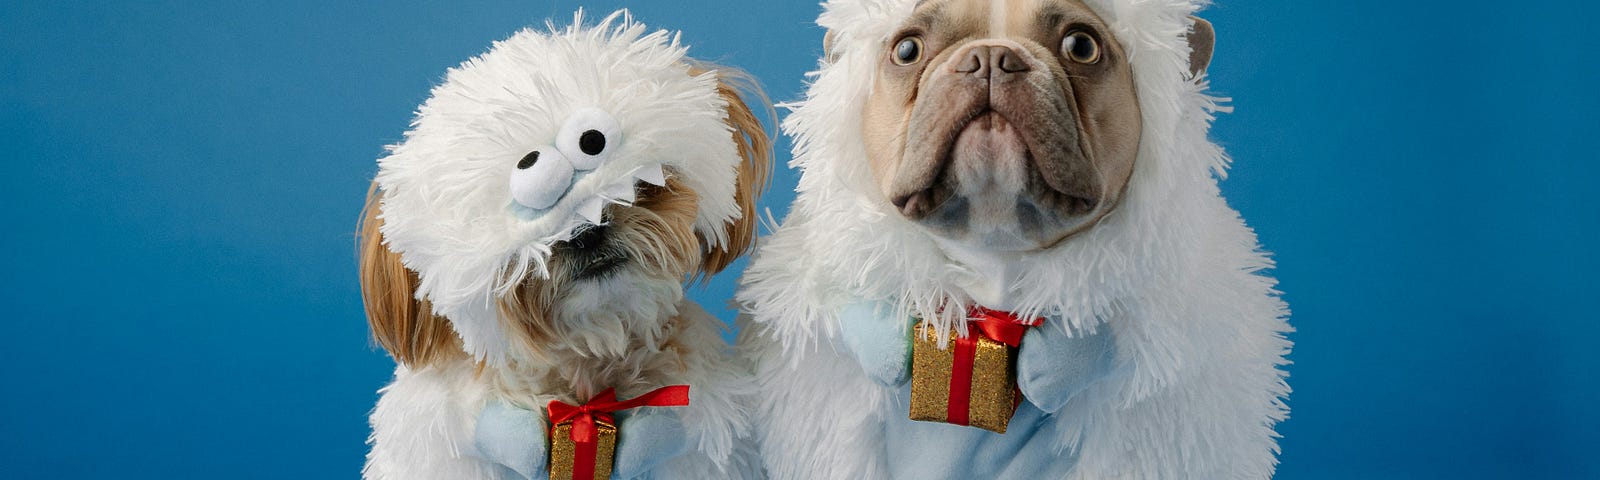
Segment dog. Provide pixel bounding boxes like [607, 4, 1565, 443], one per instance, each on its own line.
[358, 11, 770, 480]
[738, 0, 1291, 478]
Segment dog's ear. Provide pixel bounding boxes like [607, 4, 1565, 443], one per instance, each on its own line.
[697, 69, 774, 279]
[824, 30, 840, 63]
[359, 183, 458, 368]
[1188, 16, 1215, 76]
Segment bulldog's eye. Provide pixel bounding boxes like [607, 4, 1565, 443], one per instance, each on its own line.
[1062, 31, 1101, 64]
[892, 36, 924, 65]
[557, 108, 621, 171]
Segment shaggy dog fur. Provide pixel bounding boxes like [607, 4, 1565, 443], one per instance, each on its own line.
[737, 0, 1292, 478]
[359, 11, 770, 479]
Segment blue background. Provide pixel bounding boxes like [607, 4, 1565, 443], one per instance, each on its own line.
[3, 1, 1596, 478]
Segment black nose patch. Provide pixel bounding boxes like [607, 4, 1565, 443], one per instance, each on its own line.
[556, 224, 628, 281]
[517, 150, 540, 170]
[564, 224, 609, 253]
[579, 130, 606, 156]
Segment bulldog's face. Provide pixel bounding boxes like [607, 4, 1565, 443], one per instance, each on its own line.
[861, 0, 1143, 251]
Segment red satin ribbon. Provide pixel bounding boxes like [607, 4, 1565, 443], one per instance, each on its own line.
[946, 307, 1043, 426]
[546, 385, 691, 480]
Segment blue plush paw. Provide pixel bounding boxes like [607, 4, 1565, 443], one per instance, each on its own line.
[837, 300, 913, 386]
[1016, 322, 1116, 414]
[474, 401, 550, 480]
[611, 408, 691, 479]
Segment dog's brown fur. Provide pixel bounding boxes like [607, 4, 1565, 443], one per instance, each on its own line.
[358, 182, 462, 367]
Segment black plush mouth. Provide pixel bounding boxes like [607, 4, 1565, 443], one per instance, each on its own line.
[554, 224, 628, 281]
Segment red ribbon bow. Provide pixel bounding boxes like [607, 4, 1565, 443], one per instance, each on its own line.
[546, 385, 691, 480]
[946, 307, 1044, 426]
[966, 306, 1044, 347]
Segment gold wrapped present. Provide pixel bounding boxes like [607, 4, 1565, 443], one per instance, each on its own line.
[548, 419, 616, 480]
[908, 308, 1043, 434]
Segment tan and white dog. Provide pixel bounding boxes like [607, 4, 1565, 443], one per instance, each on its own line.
[359, 12, 770, 480]
[739, 0, 1290, 478]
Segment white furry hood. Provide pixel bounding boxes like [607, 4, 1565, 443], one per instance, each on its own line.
[753, 0, 1242, 367]
[740, 0, 1291, 477]
[375, 11, 745, 366]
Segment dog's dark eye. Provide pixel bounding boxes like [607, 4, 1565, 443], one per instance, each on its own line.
[1062, 31, 1101, 64]
[557, 108, 621, 171]
[892, 36, 924, 65]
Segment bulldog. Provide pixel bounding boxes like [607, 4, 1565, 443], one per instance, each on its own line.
[738, 0, 1290, 479]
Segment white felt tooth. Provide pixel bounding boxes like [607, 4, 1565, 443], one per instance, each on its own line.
[604, 181, 637, 204]
[577, 197, 606, 224]
[635, 164, 666, 186]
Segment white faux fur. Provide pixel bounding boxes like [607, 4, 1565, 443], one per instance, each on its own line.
[737, 0, 1292, 478]
[364, 11, 758, 480]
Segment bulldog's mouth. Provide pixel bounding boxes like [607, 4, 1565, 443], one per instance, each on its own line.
[895, 107, 1101, 221]
[893, 108, 991, 218]
[554, 224, 629, 281]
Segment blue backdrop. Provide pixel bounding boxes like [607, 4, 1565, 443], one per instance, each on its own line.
[3, 1, 1596, 478]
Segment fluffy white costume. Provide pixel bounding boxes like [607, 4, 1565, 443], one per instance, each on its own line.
[363, 12, 759, 479]
[737, 0, 1292, 478]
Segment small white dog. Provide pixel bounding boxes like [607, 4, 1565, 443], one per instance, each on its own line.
[358, 11, 769, 480]
[739, 0, 1291, 478]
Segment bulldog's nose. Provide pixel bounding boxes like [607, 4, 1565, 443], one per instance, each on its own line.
[954, 43, 1031, 82]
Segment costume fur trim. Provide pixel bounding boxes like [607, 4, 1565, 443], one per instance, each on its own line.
[739, 1, 1291, 478]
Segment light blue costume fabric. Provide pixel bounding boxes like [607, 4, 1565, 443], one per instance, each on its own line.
[474, 402, 689, 480]
[837, 300, 1116, 478]
[476, 401, 549, 479]
[838, 301, 914, 386]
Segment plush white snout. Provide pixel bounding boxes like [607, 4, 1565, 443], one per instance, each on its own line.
[509, 109, 625, 211]
[509, 146, 573, 210]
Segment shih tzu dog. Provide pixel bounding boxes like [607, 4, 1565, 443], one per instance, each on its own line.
[358, 11, 769, 480]
[739, 0, 1290, 478]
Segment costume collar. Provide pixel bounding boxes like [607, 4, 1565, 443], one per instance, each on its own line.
[932, 236, 1031, 310]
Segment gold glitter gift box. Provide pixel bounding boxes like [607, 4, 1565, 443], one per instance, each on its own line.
[908, 308, 1043, 434]
[548, 419, 617, 480]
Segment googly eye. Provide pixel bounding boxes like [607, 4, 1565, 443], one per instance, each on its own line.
[556, 108, 621, 171]
[509, 146, 574, 210]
